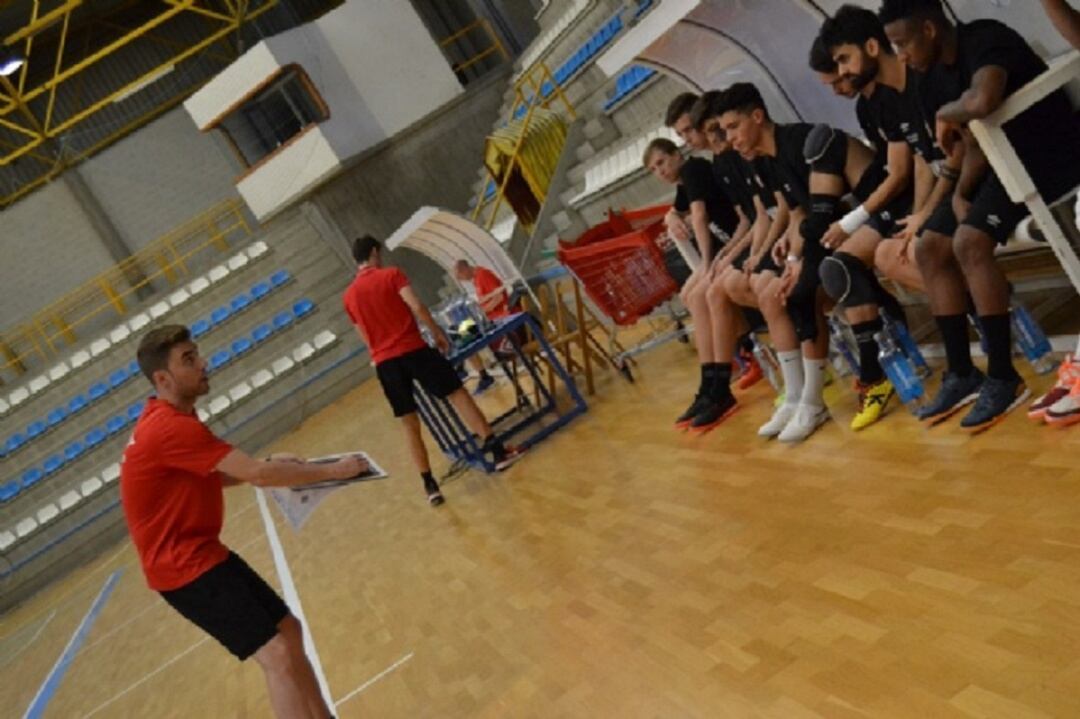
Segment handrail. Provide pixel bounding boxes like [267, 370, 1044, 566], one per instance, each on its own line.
[0, 198, 252, 380]
[439, 18, 510, 75]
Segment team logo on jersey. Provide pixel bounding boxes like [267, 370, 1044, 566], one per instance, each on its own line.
[987, 214, 1002, 227]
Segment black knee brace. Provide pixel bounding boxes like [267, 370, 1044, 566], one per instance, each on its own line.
[786, 249, 826, 342]
[819, 251, 877, 308]
[800, 194, 840, 248]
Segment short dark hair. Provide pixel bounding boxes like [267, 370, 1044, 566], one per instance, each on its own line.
[717, 82, 769, 121]
[352, 235, 381, 263]
[878, 0, 946, 26]
[808, 35, 838, 74]
[822, 5, 893, 52]
[642, 137, 678, 167]
[689, 90, 726, 130]
[137, 324, 191, 384]
[664, 92, 699, 127]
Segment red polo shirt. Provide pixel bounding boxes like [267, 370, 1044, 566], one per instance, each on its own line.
[342, 266, 427, 364]
[120, 398, 234, 591]
[473, 266, 509, 319]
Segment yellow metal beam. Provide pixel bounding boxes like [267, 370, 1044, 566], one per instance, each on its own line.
[18, 0, 42, 95]
[44, 6, 72, 132]
[3, 0, 81, 46]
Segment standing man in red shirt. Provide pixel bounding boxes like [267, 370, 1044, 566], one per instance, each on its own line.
[343, 236, 522, 506]
[453, 259, 514, 394]
[121, 324, 365, 719]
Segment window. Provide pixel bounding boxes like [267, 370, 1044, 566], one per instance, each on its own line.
[215, 66, 329, 169]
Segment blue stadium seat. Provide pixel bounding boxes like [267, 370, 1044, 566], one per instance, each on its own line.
[231, 337, 253, 356]
[540, 81, 553, 98]
[272, 311, 293, 332]
[269, 269, 291, 288]
[208, 349, 232, 372]
[26, 421, 46, 440]
[250, 281, 271, 300]
[47, 407, 68, 428]
[88, 382, 109, 401]
[105, 415, 127, 436]
[210, 307, 231, 326]
[64, 441, 85, 462]
[127, 401, 145, 422]
[5, 433, 26, 455]
[0, 481, 20, 502]
[230, 294, 252, 314]
[43, 455, 64, 475]
[85, 428, 107, 448]
[252, 324, 272, 344]
[109, 367, 129, 390]
[635, 0, 653, 19]
[293, 298, 315, 318]
[191, 318, 212, 338]
[68, 394, 88, 414]
[22, 467, 44, 488]
[129, 359, 139, 375]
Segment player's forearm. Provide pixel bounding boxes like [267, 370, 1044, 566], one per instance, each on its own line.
[691, 216, 714, 265]
[861, 170, 909, 215]
[249, 460, 340, 488]
[955, 139, 988, 200]
[415, 306, 444, 339]
[912, 155, 935, 212]
[1040, 0, 1080, 49]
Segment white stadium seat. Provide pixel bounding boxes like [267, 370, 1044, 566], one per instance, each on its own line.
[313, 330, 337, 350]
[89, 337, 111, 357]
[36, 503, 59, 525]
[69, 349, 91, 369]
[0, 396, 9, 414]
[168, 288, 191, 307]
[208, 395, 231, 416]
[59, 490, 81, 511]
[149, 301, 170, 319]
[208, 264, 230, 283]
[227, 253, 249, 271]
[292, 342, 315, 363]
[28, 374, 50, 394]
[197, 406, 211, 423]
[187, 276, 211, 295]
[80, 476, 104, 497]
[246, 240, 269, 259]
[48, 362, 70, 382]
[0, 530, 15, 551]
[9, 386, 30, 408]
[109, 324, 131, 344]
[15, 517, 38, 538]
[228, 381, 253, 403]
[101, 463, 121, 484]
[250, 368, 274, 389]
[271, 356, 295, 375]
[128, 312, 151, 332]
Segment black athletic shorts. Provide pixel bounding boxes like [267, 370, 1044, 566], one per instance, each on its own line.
[731, 247, 752, 271]
[752, 251, 780, 275]
[376, 346, 463, 417]
[662, 245, 692, 287]
[160, 552, 289, 661]
[867, 188, 914, 238]
[921, 173, 1028, 245]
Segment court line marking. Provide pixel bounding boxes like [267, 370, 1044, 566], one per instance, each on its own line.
[23, 570, 122, 719]
[79, 637, 210, 719]
[0, 610, 56, 669]
[256, 487, 334, 708]
[334, 652, 414, 709]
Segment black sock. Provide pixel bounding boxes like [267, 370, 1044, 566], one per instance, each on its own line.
[739, 334, 755, 354]
[708, 362, 733, 401]
[980, 313, 1018, 381]
[479, 369, 492, 380]
[700, 363, 719, 395]
[421, 471, 436, 487]
[935, 314, 974, 377]
[482, 434, 505, 455]
[852, 319, 885, 384]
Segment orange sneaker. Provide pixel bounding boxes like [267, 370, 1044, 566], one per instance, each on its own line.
[1029, 354, 1079, 422]
[736, 352, 764, 390]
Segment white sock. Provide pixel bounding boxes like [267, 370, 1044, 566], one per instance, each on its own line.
[778, 350, 803, 406]
[800, 357, 827, 408]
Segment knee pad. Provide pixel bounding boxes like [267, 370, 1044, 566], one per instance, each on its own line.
[803, 124, 848, 175]
[820, 252, 877, 308]
[786, 256, 824, 342]
[803, 124, 837, 164]
[800, 194, 841, 247]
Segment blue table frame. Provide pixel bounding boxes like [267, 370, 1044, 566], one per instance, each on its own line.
[413, 313, 587, 474]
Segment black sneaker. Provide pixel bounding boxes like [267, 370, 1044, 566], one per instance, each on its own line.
[675, 394, 709, 429]
[491, 443, 525, 471]
[959, 375, 1030, 433]
[424, 477, 444, 506]
[689, 393, 738, 434]
[917, 369, 984, 425]
[474, 373, 496, 395]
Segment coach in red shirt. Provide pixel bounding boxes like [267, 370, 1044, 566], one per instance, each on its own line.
[453, 260, 511, 319]
[121, 324, 363, 719]
[342, 236, 522, 505]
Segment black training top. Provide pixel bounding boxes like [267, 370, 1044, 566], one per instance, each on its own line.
[673, 156, 740, 246]
[856, 83, 906, 168]
[711, 150, 755, 217]
[763, 123, 847, 211]
[918, 19, 1080, 199]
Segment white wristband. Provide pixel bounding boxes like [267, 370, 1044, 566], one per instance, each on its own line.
[839, 204, 871, 235]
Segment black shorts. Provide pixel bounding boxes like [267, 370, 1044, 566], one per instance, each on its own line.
[752, 252, 780, 275]
[662, 245, 692, 287]
[921, 174, 1028, 245]
[161, 552, 289, 661]
[730, 247, 751, 271]
[376, 346, 463, 417]
[867, 189, 914, 238]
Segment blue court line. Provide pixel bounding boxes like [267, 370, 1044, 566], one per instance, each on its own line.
[22, 569, 122, 719]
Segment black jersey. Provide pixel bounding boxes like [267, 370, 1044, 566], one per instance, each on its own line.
[673, 156, 740, 251]
[711, 150, 754, 217]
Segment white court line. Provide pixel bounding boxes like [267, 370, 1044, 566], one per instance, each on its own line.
[256, 488, 334, 708]
[0, 610, 56, 669]
[79, 637, 209, 719]
[334, 652, 414, 709]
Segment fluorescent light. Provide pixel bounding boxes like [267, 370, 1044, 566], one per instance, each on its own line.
[0, 52, 25, 77]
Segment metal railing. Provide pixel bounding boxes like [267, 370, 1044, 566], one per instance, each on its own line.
[0, 198, 253, 379]
[439, 18, 510, 77]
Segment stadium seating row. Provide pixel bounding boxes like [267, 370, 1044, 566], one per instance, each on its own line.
[569, 124, 681, 206]
[0, 240, 270, 418]
[603, 64, 657, 111]
[0, 329, 341, 553]
[1, 265, 292, 461]
[0, 297, 318, 504]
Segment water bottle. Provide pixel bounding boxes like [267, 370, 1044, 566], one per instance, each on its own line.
[882, 312, 931, 379]
[1011, 301, 1055, 375]
[968, 314, 990, 356]
[828, 316, 860, 378]
[875, 331, 924, 411]
[751, 335, 782, 392]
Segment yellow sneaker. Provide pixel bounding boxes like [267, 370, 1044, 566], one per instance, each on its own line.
[850, 378, 896, 431]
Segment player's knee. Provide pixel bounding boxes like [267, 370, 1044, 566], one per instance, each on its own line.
[254, 632, 294, 672]
[914, 231, 952, 269]
[820, 252, 876, 308]
[874, 240, 898, 274]
[952, 226, 995, 268]
[705, 279, 728, 308]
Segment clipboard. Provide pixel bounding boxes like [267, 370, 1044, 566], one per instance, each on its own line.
[268, 451, 389, 531]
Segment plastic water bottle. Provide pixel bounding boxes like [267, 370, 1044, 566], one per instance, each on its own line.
[876, 331, 924, 411]
[827, 316, 860, 377]
[1011, 301, 1055, 375]
[882, 312, 931, 379]
[751, 335, 782, 392]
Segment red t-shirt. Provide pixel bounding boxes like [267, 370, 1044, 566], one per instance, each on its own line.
[342, 266, 427, 364]
[120, 398, 234, 591]
[473, 266, 509, 319]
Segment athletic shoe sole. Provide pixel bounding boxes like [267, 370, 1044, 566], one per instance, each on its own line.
[1045, 409, 1080, 427]
[961, 386, 1031, 434]
[919, 390, 980, 426]
[778, 412, 831, 443]
[428, 493, 445, 506]
[494, 449, 526, 471]
[1028, 389, 1070, 422]
[688, 403, 740, 435]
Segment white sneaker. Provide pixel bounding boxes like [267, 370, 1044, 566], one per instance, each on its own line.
[759, 403, 797, 438]
[777, 403, 830, 443]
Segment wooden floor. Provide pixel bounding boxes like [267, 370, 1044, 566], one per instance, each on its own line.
[3, 338, 1080, 718]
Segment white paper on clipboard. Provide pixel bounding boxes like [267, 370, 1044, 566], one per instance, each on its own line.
[268, 451, 388, 531]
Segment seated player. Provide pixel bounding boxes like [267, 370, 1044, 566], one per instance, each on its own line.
[880, 0, 1080, 430]
[344, 236, 523, 506]
[453, 259, 512, 394]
